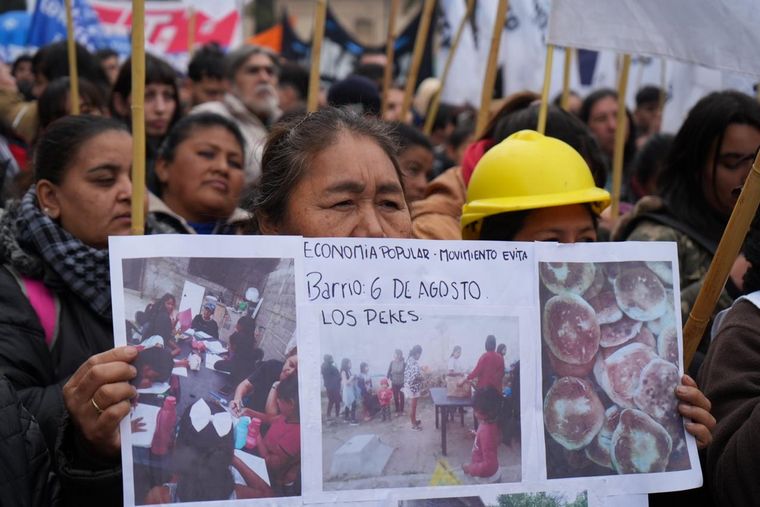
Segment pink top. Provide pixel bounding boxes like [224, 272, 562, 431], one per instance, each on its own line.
[22, 277, 56, 347]
[466, 351, 505, 391]
[468, 420, 500, 477]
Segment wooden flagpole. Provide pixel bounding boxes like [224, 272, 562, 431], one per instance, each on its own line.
[610, 53, 631, 221]
[187, 7, 197, 55]
[536, 44, 555, 134]
[424, 0, 475, 136]
[307, 0, 327, 113]
[475, 0, 509, 138]
[380, 0, 401, 117]
[659, 58, 667, 114]
[560, 47, 572, 111]
[400, 0, 436, 122]
[131, 0, 146, 235]
[64, 0, 80, 115]
[683, 152, 760, 368]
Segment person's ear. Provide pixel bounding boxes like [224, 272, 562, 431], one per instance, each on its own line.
[36, 179, 62, 220]
[155, 158, 171, 185]
[112, 92, 130, 118]
[256, 212, 280, 235]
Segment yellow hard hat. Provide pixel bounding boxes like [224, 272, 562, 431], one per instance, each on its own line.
[461, 130, 610, 239]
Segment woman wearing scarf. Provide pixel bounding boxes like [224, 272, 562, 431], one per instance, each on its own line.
[0, 115, 135, 504]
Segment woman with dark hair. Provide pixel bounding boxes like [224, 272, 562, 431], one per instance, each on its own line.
[110, 53, 182, 184]
[700, 211, 760, 505]
[0, 115, 135, 503]
[148, 112, 250, 234]
[615, 91, 760, 352]
[142, 293, 179, 355]
[389, 122, 434, 204]
[249, 107, 411, 238]
[0, 41, 110, 144]
[37, 76, 108, 131]
[145, 399, 272, 502]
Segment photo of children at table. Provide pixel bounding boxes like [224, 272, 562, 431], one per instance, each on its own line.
[120, 256, 298, 503]
[319, 315, 521, 491]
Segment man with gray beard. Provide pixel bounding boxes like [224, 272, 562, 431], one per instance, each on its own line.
[191, 45, 282, 186]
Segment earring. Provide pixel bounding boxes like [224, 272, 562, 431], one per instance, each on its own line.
[42, 207, 50, 216]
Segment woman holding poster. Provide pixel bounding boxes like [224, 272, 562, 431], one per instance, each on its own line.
[0, 116, 134, 505]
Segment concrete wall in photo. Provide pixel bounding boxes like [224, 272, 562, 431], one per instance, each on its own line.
[256, 258, 297, 361]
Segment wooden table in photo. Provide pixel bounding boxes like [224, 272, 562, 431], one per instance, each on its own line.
[429, 387, 474, 456]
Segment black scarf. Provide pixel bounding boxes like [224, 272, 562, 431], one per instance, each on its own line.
[2, 188, 112, 319]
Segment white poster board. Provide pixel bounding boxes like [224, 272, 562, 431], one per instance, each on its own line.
[110, 236, 701, 506]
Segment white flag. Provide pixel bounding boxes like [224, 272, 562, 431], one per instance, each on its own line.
[547, 0, 760, 77]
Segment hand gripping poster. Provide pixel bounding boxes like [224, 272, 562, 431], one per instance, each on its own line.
[109, 236, 702, 506]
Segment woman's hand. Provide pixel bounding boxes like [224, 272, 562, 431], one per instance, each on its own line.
[676, 374, 716, 449]
[62, 346, 139, 458]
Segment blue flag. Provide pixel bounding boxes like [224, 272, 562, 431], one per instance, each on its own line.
[26, 0, 114, 51]
[0, 11, 31, 62]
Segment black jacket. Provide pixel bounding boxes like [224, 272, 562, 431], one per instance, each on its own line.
[0, 264, 114, 452]
[0, 375, 59, 507]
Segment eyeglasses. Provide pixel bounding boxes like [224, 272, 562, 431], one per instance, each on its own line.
[244, 64, 277, 77]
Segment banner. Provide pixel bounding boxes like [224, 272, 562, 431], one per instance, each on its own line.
[547, 0, 760, 78]
[437, 0, 759, 133]
[279, 6, 434, 88]
[111, 236, 701, 506]
[90, 0, 241, 70]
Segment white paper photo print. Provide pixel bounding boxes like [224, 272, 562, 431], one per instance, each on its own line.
[110, 235, 303, 507]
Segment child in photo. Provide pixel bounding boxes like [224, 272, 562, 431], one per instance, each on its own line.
[377, 378, 393, 421]
[462, 387, 502, 482]
[240, 374, 301, 496]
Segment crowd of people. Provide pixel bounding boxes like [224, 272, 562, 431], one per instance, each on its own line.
[0, 30, 757, 505]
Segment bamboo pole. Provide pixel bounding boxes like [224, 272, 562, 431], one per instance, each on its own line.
[683, 152, 760, 368]
[659, 58, 667, 114]
[536, 44, 555, 135]
[307, 0, 327, 113]
[380, 0, 401, 117]
[64, 0, 79, 115]
[560, 47, 572, 111]
[424, 0, 475, 135]
[400, 0, 436, 122]
[475, 0, 509, 138]
[610, 53, 631, 221]
[131, 0, 146, 235]
[187, 7, 196, 55]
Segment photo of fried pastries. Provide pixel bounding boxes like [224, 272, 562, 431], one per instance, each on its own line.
[539, 261, 690, 478]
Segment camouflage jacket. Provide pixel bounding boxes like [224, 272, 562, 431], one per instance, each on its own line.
[613, 196, 734, 324]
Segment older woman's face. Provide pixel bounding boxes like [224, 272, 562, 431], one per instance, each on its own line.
[43, 130, 133, 249]
[265, 133, 412, 238]
[156, 126, 244, 223]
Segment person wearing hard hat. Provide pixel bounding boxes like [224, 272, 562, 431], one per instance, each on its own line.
[461, 130, 715, 504]
[462, 130, 610, 243]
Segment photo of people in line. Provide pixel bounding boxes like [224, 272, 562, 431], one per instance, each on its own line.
[120, 256, 298, 504]
[319, 313, 521, 491]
